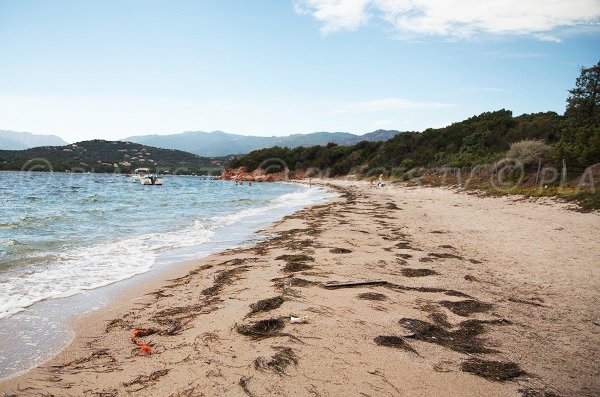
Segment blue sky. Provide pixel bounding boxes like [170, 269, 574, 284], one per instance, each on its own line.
[0, 0, 599, 142]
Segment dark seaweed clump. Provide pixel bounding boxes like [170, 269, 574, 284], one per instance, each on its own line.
[399, 318, 499, 354]
[249, 296, 284, 315]
[358, 292, 387, 301]
[330, 247, 353, 254]
[283, 262, 313, 273]
[461, 358, 526, 381]
[374, 336, 417, 353]
[237, 318, 285, 339]
[401, 268, 438, 277]
[275, 254, 314, 262]
[254, 347, 298, 374]
[440, 300, 493, 316]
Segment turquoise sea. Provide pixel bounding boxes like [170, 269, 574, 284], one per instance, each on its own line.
[0, 171, 330, 378]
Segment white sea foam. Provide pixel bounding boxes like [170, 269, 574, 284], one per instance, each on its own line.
[0, 185, 329, 320]
[0, 219, 214, 319]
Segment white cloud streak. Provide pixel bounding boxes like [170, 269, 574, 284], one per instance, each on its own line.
[295, 0, 600, 41]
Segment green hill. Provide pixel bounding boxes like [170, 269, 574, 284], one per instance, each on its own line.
[229, 62, 600, 178]
[0, 140, 226, 175]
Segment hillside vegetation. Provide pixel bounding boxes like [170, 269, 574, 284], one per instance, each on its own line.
[230, 62, 600, 178]
[0, 140, 226, 175]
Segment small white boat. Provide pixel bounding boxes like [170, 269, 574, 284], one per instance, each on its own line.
[129, 168, 149, 182]
[130, 168, 163, 185]
[140, 174, 163, 186]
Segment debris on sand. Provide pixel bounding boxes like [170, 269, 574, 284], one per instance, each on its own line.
[518, 387, 562, 397]
[122, 369, 170, 391]
[398, 318, 499, 354]
[288, 278, 316, 287]
[254, 347, 298, 374]
[237, 318, 286, 339]
[374, 336, 417, 354]
[277, 254, 315, 273]
[239, 376, 256, 397]
[201, 265, 249, 296]
[429, 252, 464, 260]
[249, 296, 284, 316]
[290, 316, 308, 324]
[324, 280, 387, 289]
[131, 328, 156, 355]
[429, 312, 452, 328]
[440, 299, 493, 316]
[401, 268, 438, 277]
[357, 292, 387, 301]
[275, 254, 314, 262]
[105, 318, 129, 332]
[508, 297, 545, 307]
[385, 283, 471, 298]
[460, 358, 526, 381]
[283, 262, 313, 273]
[329, 247, 353, 254]
[386, 202, 400, 210]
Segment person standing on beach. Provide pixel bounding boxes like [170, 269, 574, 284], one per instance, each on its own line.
[378, 174, 385, 187]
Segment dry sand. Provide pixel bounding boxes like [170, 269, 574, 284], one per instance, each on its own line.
[2, 180, 599, 396]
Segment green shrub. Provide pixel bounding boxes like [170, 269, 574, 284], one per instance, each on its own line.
[506, 140, 551, 166]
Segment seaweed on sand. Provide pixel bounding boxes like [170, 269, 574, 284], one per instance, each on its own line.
[283, 262, 313, 273]
[249, 296, 285, 316]
[385, 283, 472, 298]
[237, 318, 286, 339]
[374, 336, 417, 353]
[357, 292, 387, 301]
[401, 268, 438, 277]
[254, 346, 298, 374]
[329, 247, 353, 254]
[151, 302, 213, 325]
[122, 369, 170, 391]
[105, 318, 129, 332]
[239, 377, 256, 397]
[53, 349, 115, 371]
[429, 252, 464, 260]
[277, 253, 314, 273]
[275, 254, 314, 262]
[460, 358, 526, 381]
[288, 277, 316, 287]
[439, 299, 493, 316]
[201, 265, 249, 296]
[398, 318, 500, 354]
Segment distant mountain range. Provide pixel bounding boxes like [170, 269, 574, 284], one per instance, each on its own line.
[0, 140, 226, 175]
[0, 130, 67, 150]
[0, 129, 403, 157]
[122, 130, 402, 157]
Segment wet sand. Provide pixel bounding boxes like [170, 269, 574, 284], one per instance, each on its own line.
[2, 180, 599, 396]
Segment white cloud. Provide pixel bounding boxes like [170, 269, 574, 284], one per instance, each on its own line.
[334, 97, 456, 113]
[295, 0, 600, 40]
[295, 0, 372, 33]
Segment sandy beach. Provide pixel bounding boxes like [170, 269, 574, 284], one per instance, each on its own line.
[2, 180, 599, 396]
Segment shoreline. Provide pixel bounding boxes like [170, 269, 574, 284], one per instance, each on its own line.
[2, 180, 598, 396]
[0, 181, 332, 381]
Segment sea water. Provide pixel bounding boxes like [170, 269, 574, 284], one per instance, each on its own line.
[0, 171, 330, 378]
